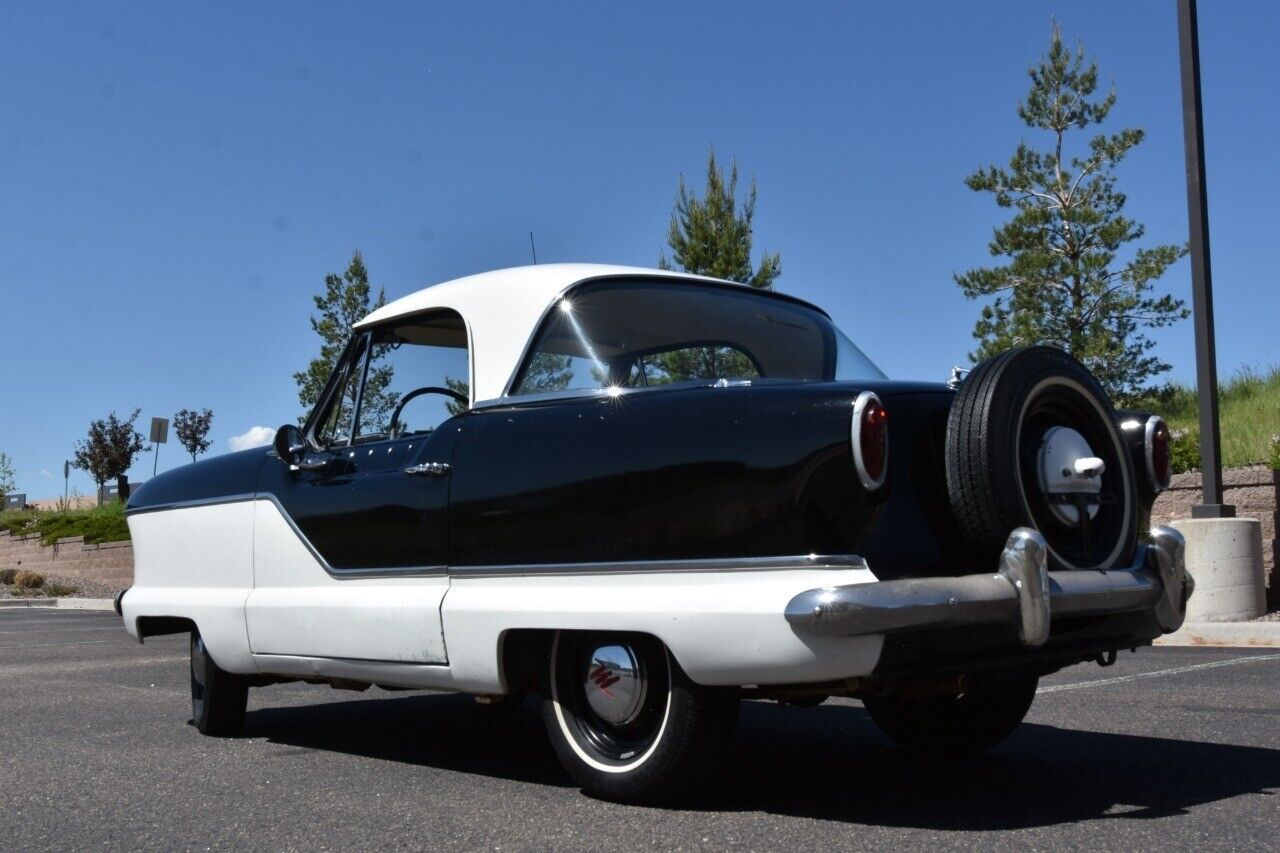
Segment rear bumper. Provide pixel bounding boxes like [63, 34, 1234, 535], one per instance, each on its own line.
[785, 526, 1192, 646]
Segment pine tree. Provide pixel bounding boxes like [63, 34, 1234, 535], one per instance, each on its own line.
[294, 251, 395, 428]
[955, 24, 1188, 400]
[660, 148, 781, 290]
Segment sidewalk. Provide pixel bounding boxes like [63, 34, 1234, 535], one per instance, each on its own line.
[0, 597, 116, 611]
[1155, 620, 1280, 648]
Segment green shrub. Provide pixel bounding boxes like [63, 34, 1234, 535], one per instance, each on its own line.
[2, 503, 129, 546]
[1170, 429, 1201, 475]
[1143, 365, 1280, 469]
[44, 582, 78, 597]
[13, 570, 45, 589]
[0, 568, 16, 584]
[0, 510, 36, 537]
[1271, 435, 1280, 470]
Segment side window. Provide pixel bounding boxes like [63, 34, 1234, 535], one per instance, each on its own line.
[353, 311, 470, 444]
[634, 345, 759, 386]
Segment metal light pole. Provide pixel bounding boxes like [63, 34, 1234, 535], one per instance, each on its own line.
[1177, 0, 1234, 519]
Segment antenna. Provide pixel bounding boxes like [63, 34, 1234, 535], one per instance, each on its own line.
[529, 231, 538, 265]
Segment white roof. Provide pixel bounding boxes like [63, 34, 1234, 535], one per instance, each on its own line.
[354, 263, 747, 404]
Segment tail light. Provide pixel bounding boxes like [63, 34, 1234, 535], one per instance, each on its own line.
[1145, 416, 1172, 492]
[852, 391, 888, 490]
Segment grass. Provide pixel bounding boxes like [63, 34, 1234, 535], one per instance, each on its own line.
[1132, 365, 1280, 471]
[0, 501, 130, 545]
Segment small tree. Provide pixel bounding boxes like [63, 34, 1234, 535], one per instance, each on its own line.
[293, 250, 396, 429]
[174, 408, 214, 462]
[954, 24, 1187, 401]
[0, 451, 15, 501]
[73, 409, 149, 504]
[660, 148, 781, 290]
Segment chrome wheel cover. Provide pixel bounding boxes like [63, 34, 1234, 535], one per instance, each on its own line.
[584, 644, 647, 726]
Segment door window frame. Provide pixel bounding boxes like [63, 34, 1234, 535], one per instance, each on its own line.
[303, 309, 474, 453]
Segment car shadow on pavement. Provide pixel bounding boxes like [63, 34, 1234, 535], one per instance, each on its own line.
[243, 692, 571, 788]
[246, 693, 1280, 828]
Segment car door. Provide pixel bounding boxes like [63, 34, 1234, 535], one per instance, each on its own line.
[246, 311, 470, 664]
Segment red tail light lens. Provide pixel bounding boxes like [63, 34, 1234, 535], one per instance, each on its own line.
[852, 392, 888, 490]
[1146, 416, 1171, 491]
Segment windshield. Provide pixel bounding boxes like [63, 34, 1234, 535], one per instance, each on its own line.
[511, 278, 884, 396]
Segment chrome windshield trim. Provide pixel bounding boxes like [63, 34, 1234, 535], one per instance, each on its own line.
[448, 554, 870, 578]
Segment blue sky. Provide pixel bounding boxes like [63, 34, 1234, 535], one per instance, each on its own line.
[1, 1, 1275, 498]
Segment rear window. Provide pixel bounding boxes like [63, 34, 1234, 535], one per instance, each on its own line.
[511, 278, 882, 395]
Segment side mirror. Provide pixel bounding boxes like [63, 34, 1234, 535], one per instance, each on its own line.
[273, 424, 306, 466]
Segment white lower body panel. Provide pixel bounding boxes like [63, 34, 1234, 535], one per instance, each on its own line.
[441, 567, 884, 691]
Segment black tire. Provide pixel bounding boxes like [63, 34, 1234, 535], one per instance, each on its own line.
[945, 346, 1138, 571]
[541, 631, 739, 804]
[864, 675, 1039, 755]
[190, 631, 249, 736]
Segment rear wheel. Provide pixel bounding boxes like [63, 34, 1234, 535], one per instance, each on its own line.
[190, 631, 249, 736]
[864, 675, 1038, 755]
[541, 631, 738, 803]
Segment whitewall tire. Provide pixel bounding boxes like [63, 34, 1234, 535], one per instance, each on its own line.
[541, 631, 739, 803]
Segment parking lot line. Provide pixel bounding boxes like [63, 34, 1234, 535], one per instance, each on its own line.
[1, 639, 116, 649]
[0, 624, 130, 634]
[1038, 652, 1280, 694]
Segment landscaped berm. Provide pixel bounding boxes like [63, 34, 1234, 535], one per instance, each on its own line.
[0, 502, 133, 600]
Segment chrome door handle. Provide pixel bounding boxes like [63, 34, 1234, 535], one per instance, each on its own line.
[293, 457, 329, 472]
[405, 462, 451, 477]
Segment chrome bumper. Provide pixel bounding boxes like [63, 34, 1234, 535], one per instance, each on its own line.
[785, 526, 1192, 647]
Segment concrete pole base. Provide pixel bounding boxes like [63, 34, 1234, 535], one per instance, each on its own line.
[1171, 517, 1266, 622]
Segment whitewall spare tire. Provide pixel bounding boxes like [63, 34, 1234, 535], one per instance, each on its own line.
[945, 346, 1138, 571]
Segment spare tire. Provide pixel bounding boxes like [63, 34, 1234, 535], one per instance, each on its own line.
[945, 346, 1138, 572]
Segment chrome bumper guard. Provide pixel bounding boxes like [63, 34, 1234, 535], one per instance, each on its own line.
[785, 526, 1192, 647]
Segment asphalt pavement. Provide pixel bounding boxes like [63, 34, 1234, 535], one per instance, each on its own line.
[2, 608, 1278, 851]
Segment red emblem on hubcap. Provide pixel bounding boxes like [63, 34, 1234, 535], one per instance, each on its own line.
[589, 661, 621, 698]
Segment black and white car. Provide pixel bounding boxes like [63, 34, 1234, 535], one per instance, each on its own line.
[120, 263, 1190, 802]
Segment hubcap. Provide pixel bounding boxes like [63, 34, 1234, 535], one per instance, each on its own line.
[583, 643, 646, 726]
[1037, 425, 1105, 525]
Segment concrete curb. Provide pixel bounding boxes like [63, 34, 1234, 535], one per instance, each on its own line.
[55, 598, 117, 611]
[1155, 621, 1280, 648]
[0, 598, 115, 611]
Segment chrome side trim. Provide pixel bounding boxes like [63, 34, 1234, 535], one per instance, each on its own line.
[127, 493, 448, 580]
[125, 493, 259, 516]
[449, 554, 870, 578]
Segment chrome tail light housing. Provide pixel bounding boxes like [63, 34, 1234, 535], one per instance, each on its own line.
[852, 391, 888, 491]
[1144, 415, 1172, 493]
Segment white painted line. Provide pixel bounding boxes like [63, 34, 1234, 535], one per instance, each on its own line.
[0, 639, 115, 649]
[1038, 652, 1280, 694]
[0, 625, 127, 634]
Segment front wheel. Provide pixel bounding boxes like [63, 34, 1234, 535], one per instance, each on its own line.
[541, 631, 738, 803]
[863, 675, 1038, 755]
[190, 631, 249, 736]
